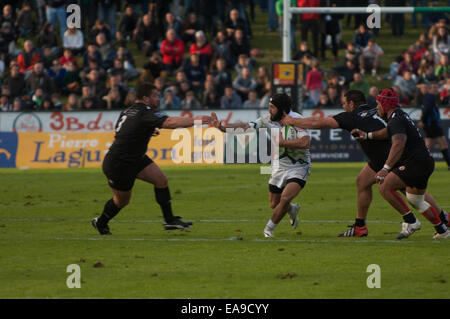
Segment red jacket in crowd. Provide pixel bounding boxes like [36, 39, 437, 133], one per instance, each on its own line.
[160, 38, 185, 66]
[17, 50, 42, 73]
[297, 0, 320, 21]
[189, 43, 212, 58]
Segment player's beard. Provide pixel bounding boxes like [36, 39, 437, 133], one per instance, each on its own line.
[270, 108, 283, 122]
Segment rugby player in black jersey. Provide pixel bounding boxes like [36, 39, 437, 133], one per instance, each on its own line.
[353, 88, 449, 239]
[92, 82, 212, 235]
[280, 90, 449, 237]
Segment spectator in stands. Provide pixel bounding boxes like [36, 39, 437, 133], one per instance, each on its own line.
[233, 66, 257, 101]
[344, 42, 360, 67]
[326, 85, 340, 106]
[51, 92, 63, 110]
[0, 94, 11, 111]
[388, 0, 406, 37]
[117, 5, 139, 42]
[80, 85, 99, 110]
[353, 24, 372, 49]
[141, 52, 166, 83]
[325, 72, 343, 96]
[213, 57, 232, 97]
[319, 0, 343, 61]
[97, 0, 117, 36]
[243, 90, 261, 108]
[225, 8, 247, 39]
[26, 62, 55, 95]
[230, 29, 251, 67]
[394, 70, 417, 104]
[83, 44, 103, 69]
[203, 90, 220, 109]
[317, 92, 333, 107]
[18, 40, 43, 74]
[103, 87, 123, 109]
[182, 12, 203, 46]
[16, 2, 35, 38]
[48, 59, 66, 89]
[0, 21, 17, 55]
[63, 27, 84, 55]
[183, 53, 206, 93]
[124, 90, 136, 108]
[161, 28, 185, 75]
[367, 86, 378, 108]
[96, 32, 116, 70]
[32, 88, 46, 109]
[293, 41, 313, 62]
[91, 19, 113, 42]
[234, 53, 252, 75]
[255, 66, 270, 98]
[64, 93, 79, 111]
[432, 25, 450, 59]
[190, 30, 212, 68]
[107, 73, 129, 103]
[62, 61, 81, 95]
[211, 30, 232, 69]
[349, 72, 370, 97]
[37, 22, 59, 55]
[181, 90, 202, 110]
[3, 64, 25, 99]
[83, 68, 107, 102]
[80, 58, 106, 83]
[434, 54, 449, 83]
[359, 38, 383, 76]
[45, 0, 68, 40]
[163, 12, 183, 39]
[160, 87, 181, 110]
[107, 58, 132, 81]
[178, 80, 191, 100]
[134, 14, 159, 57]
[297, 0, 320, 58]
[220, 85, 242, 109]
[414, 83, 429, 108]
[397, 51, 418, 77]
[154, 77, 167, 98]
[334, 59, 357, 87]
[305, 59, 322, 105]
[0, 4, 16, 30]
[12, 97, 23, 111]
[59, 48, 78, 68]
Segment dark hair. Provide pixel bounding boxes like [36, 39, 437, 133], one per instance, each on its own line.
[136, 82, 156, 99]
[344, 90, 366, 106]
[270, 93, 292, 113]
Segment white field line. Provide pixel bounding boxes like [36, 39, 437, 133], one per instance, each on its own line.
[53, 236, 446, 244]
[0, 218, 403, 224]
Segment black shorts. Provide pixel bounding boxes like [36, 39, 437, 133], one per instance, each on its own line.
[269, 178, 306, 194]
[423, 125, 444, 139]
[102, 153, 154, 191]
[392, 157, 435, 190]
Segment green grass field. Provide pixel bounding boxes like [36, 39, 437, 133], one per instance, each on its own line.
[1, 163, 449, 299]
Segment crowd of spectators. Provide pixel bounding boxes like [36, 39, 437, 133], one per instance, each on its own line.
[0, 0, 448, 113]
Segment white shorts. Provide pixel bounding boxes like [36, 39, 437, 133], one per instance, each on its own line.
[268, 164, 311, 190]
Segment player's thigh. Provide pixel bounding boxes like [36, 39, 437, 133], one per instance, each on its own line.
[269, 184, 283, 208]
[357, 164, 376, 190]
[136, 162, 168, 188]
[280, 180, 303, 203]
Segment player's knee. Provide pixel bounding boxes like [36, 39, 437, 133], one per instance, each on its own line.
[115, 197, 130, 208]
[406, 193, 430, 212]
[279, 194, 292, 205]
[269, 200, 278, 209]
[154, 174, 168, 188]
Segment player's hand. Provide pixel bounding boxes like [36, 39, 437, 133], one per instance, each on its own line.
[351, 129, 368, 140]
[375, 169, 389, 184]
[194, 115, 212, 125]
[211, 112, 221, 128]
[153, 128, 160, 136]
[279, 112, 293, 126]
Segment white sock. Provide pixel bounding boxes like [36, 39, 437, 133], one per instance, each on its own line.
[287, 203, 295, 216]
[265, 219, 278, 230]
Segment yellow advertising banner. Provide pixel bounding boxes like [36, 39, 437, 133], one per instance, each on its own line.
[15, 128, 224, 169]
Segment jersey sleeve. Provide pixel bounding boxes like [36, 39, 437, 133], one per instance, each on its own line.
[141, 110, 169, 128]
[388, 115, 407, 137]
[332, 112, 354, 132]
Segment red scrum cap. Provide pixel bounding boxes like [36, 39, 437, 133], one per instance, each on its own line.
[376, 88, 399, 113]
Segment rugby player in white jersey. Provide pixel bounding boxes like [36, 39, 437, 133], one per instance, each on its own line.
[212, 93, 311, 238]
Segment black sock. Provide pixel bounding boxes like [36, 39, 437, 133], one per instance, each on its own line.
[440, 210, 449, 224]
[98, 199, 121, 227]
[155, 187, 175, 223]
[402, 211, 417, 224]
[434, 223, 447, 234]
[355, 218, 366, 227]
[441, 149, 450, 167]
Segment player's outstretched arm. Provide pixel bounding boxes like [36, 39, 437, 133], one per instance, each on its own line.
[351, 128, 388, 140]
[280, 113, 339, 129]
[211, 112, 250, 132]
[162, 116, 212, 129]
